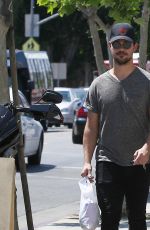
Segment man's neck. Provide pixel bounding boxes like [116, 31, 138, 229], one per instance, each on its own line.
[109, 62, 136, 81]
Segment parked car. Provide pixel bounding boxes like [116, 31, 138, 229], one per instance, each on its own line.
[9, 88, 44, 165]
[72, 87, 89, 144]
[54, 87, 85, 128]
[72, 88, 88, 102]
[72, 105, 88, 144]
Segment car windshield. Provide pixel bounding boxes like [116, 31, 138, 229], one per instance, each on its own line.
[58, 91, 71, 102]
[74, 91, 86, 101]
[72, 88, 88, 102]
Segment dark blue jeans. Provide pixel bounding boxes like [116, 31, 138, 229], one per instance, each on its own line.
[96, 162, 150, 230]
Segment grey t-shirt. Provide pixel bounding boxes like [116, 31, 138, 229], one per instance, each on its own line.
[85, 67, 150, 166]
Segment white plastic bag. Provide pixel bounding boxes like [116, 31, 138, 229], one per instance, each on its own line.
[79, 177, 100, 230]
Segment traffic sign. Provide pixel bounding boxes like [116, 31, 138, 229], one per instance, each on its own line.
[22, 38, 40, 51]
[25, 14, 40, 37]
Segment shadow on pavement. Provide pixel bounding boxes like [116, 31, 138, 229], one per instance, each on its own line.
[51, 215, 80, 227]
[26, 164, 56, 173]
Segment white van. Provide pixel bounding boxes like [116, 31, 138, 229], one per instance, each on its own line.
[7, 50, 53, 104]
[7, 50, 54, 131]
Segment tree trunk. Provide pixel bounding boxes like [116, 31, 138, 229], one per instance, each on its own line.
[94, 15, 113, 68]
[0, 15, 10, 103]
[84, 61, 92, 86]
[139, 0, 150, 69]
[88, 16, 105, 74]
[81, 7, 106, 75]
[7, 9, 35, 230]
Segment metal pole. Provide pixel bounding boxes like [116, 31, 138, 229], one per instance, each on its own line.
[36, 13, 59, 25]
[30, 0, 34, 37]
[7, 8, 34, 230]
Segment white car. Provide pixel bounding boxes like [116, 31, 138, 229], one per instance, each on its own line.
[9, 88, 44, 165]
[54, 87, 84, 128]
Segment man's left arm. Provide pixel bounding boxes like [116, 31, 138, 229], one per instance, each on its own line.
[133, 135, 150, 165]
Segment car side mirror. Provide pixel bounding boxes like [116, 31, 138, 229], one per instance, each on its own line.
[41, 90, 63, 104]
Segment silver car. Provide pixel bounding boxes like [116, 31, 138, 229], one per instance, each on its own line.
[54, 87, 85, 128]
[9, 88, 44, 165]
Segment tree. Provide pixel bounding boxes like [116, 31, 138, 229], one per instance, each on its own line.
[13, 1, 95, 86]
[139, 0, 150, 69]
[0, 0, 11, 103]
[37, 0, 144, 74]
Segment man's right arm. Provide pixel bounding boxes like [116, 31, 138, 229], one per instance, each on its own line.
[81, 110, 99, 179]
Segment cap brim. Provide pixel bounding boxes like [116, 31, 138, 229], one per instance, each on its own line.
[109, 36, 133, 43]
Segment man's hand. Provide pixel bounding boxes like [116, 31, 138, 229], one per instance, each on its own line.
[133, 144, 150, 165]
[81, 162, 94, 182]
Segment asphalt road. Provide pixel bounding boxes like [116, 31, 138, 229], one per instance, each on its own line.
[16, 126, 90, 229]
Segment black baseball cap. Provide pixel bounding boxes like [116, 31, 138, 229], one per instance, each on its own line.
[109, 23, 135, 43]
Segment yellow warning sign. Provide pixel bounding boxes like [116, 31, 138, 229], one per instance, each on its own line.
[22, 37, 40, 51]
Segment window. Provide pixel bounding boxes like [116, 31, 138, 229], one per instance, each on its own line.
[59, 91, 71, 102]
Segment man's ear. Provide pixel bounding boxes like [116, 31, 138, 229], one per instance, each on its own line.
[108, 42, 111, 48]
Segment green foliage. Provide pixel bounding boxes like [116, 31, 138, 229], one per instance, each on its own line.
[37, 0, 101, 15]
[37, 0, 144, 23]
[99, 0, 143, 22]
[134, 17, 145, 26]
[108, 0, 143, 21]
[37, 0, 58, 14]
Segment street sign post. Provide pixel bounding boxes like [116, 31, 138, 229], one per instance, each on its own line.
[22, 37, 40, 51]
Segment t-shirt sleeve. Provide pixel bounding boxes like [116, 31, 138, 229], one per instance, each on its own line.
[84, 79, 101, 113]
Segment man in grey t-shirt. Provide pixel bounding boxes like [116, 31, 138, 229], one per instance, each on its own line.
[81, 23, 150, 230]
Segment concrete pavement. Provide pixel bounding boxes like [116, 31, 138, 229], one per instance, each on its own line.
[35, 202, 150, 230]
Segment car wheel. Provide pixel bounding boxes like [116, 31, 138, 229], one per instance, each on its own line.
[28, 134, 44, 165]
[68, 124, 73, 129]
[55, 124, 60, 127]
[72, 130, 82, 144]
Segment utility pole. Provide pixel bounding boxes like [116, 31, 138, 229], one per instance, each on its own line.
[36, 13, 59, 25]
[30, 0, 34, 37]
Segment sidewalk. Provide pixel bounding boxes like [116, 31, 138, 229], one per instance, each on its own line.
[35, 202, 150, 230]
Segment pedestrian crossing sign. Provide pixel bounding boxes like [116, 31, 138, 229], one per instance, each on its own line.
[22, 37, 40, 51]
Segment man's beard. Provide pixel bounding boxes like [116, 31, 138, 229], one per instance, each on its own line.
[114, 52, 132, 65]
